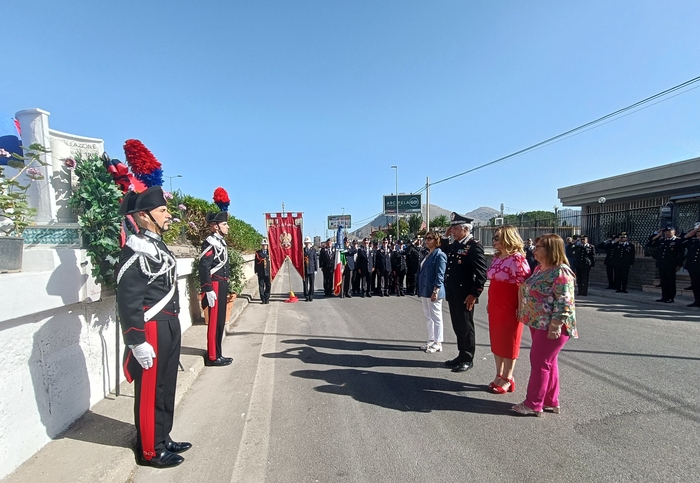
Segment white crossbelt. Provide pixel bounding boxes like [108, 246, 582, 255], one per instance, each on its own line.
[144, 284, 176, 322]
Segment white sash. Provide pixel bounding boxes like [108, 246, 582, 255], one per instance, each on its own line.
[144, 284, 176, 322]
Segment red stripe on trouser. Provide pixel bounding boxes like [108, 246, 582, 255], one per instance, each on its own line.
[139, 321, 159, 460]
[207, 281, 219, 361]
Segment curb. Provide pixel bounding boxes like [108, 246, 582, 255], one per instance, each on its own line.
[2, 278, 258, 483]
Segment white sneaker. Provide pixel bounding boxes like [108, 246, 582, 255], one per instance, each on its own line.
[426, 343, 442, 353]
[420, 341, 435, 351]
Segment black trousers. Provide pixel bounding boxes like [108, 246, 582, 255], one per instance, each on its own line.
[606, 264, 615, 288]
[303, 272, 315, 299]
[394, 270, 406, 294]
[343, 266, 353, 295]
[447, 297, 475, 363]
[377, 271, 390, 293]
[130, 318, 181, 461]
[406, 270, 417, 294]
[204, 279, 228, 360]
[322, 268, 334, 295]
[371, 270, 378, 292]
[577, 266, 591, 295]
[690, 269, 700, 302]
[613, 264, 630, 292]
[358, 269, 372, 294]
[351, 269, 360, 293]
[258, 275, 271, 302]
[659, 265, 677, 301]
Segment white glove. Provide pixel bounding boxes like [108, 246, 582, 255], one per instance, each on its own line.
[206, 291, 217, 307]
[130, 342, 156, 370]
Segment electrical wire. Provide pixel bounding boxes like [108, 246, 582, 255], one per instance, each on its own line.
[413, 75, 700, 191]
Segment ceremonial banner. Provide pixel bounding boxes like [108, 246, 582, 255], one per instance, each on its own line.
[265, 212, 304, 280]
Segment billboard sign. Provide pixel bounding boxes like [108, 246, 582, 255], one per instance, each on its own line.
[328, 214, 351, 229]
[384, 194, 422, 214]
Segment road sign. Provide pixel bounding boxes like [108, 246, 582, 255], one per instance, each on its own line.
[383, 194, 422, 214]
[328, 214, 351, 229]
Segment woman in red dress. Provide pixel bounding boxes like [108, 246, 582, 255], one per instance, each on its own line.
[487, 225, 531, 394]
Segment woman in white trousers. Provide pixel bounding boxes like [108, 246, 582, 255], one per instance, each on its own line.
[416, 231, 447, 353]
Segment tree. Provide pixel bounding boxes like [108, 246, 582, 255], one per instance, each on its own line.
[431, 214, 450, 228]
[407, 213, 423, 237]
[371, 231, 387, 242]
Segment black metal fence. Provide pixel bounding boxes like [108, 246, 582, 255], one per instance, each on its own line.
[474, 203, 700, 256]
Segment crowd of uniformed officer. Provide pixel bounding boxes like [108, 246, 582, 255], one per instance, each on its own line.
[645, 224, 700, 306]
[315, 235, 428, 299]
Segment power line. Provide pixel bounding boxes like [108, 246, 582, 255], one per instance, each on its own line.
[416, 75, 700, 190]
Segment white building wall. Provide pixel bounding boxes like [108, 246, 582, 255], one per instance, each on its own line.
[0, 252, 195, 480]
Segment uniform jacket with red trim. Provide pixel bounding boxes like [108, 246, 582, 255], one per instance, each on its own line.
[255, 249, 271, 277]
[198, 233, 230, 293]
[116, 231, 180, 346]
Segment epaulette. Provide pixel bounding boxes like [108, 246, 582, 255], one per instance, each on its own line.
[126, 234, 158, 258]
[205, 234, 224, 247]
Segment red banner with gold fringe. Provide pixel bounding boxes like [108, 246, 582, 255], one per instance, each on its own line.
[265, 212, 304, 280]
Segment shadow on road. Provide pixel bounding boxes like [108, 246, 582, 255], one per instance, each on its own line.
[576, 299, 700, 323]
[265, 345, 446, 369]
[59, 410, 135, 449]
[291, 367, 513, 415]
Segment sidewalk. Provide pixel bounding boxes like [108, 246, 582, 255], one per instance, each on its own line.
[2, 277, 259, 483]
[582, 282, 699, 311]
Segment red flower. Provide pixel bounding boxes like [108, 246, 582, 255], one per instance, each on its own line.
[123, 139, 161, 175]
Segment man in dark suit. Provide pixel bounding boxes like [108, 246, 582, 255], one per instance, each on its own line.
[574, 235, 595, 296]
[649, 227, 685, 303]
[441, 213, 487, 373]
[319, 238, 335, 296]
[391, 241, 407, 296]
[302, 236, 318, 301]
[355, 237, 374, 297]
[611, 232, 635, 293]
[597, 235, 618, 289]
[682, 224, 700, 307]
[374, 238, 392, 296]
[254, 239, 271, 304]
[405, 239, 421, 295]
[342, 238, 357, 298]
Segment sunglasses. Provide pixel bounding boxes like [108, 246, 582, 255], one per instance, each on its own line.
[535, 244, 546, 249]
[425, 236, 436, 241]
[492, 236, 500, 242]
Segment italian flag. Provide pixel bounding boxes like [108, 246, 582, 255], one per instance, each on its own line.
[333, 248, 343, 296]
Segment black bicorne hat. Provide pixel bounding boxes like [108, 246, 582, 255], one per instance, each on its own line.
[206, 211, 229, 223]
[118, 186, 167, 215]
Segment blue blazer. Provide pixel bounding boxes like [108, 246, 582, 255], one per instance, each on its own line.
[417, 248, 447, 299]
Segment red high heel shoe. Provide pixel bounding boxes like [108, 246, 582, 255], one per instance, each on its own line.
[491, 376, 515, 394]
[488, 374, 503, 390]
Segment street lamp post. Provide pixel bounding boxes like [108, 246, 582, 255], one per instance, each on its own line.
[164, 174, 183, 193]
[391, 165, 398, 242]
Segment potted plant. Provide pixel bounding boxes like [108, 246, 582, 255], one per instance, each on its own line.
[224, 248, 246, 321]
[0, 144, 49, 272]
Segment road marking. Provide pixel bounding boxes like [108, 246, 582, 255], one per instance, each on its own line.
[230, 302, 278, 483]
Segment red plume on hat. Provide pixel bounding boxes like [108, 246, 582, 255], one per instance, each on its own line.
[213, 187, 230, 212]
[123, 139, 163, 188]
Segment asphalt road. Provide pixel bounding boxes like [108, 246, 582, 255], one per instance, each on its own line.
[131, 263, 700, 483]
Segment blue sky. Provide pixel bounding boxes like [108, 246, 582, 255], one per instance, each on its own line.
[3, 0, 700, 238]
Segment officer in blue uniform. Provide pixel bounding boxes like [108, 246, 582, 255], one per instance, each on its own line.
[441, 213, 487, 373]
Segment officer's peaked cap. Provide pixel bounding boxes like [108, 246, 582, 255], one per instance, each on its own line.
[450, 212, 474, 226]
[261, 238, 269, 245]
[303, 236, 312, 243]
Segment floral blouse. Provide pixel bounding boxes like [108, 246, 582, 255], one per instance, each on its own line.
[487, 252, 531, 284]
[518, 264, 578, 338]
